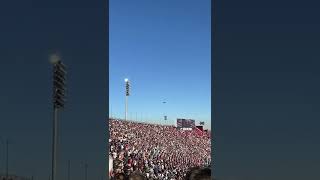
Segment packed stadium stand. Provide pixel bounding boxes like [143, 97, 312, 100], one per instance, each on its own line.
[109, 118, 211, 180]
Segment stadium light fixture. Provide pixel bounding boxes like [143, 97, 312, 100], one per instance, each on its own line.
[50, 53, 67, 180]
[49, 53, 61, 65]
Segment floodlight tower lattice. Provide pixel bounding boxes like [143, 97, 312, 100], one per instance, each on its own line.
[50, 53, 67, 180]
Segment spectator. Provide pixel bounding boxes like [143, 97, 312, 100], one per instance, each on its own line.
[109, 155, 114, 178]
[185, 167, 211, 180]
[114, 173, 126, 180]
[128, 173, 147, 180]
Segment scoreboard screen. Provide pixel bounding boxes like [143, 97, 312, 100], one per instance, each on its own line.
[177, 119, 195, 128]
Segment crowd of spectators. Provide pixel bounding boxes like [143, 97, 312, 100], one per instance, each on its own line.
[109, 118, 211, 180]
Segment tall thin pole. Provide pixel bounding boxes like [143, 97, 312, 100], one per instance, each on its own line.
[51, 55, 66, 180]
[52, 107, 58, 180]
[125, 96, 128, 120]
[162, 101, 164, 125]
[84, 163, 88, 180]
[5, 139, 8, 179]
[0, 137, 2, 174]
[68, 160, 71, 180]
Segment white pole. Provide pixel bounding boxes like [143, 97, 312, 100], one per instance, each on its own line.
[125, 96, 128, 120]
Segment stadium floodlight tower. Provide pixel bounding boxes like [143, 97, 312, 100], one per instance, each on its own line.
[125, 78, 130, 120]
[50, 53, 67, 180]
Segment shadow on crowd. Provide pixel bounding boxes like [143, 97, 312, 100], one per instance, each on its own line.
[111, 167, 213, 180]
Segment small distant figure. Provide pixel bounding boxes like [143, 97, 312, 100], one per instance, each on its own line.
[185, 167, 211, 180]
[114, 173, 126, 180]
[109, 155, 114, 178]
[128, 173, 147, 180]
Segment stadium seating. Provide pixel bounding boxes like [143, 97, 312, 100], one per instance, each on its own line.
[109, 118, 211, 180]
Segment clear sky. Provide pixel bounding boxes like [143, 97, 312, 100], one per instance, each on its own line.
[109, 0, 211, 129]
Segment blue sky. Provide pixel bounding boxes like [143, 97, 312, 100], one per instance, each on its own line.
[109, 0, 211, 129]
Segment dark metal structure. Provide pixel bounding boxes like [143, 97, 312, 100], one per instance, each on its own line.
[51, 54, 67, 180]
[125, 79, 130, 120]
